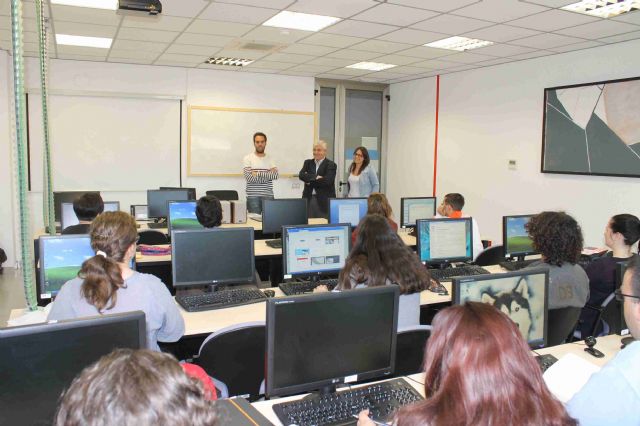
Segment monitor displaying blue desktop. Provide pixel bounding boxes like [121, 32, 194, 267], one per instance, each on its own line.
[61, 201, 120, 231]
[503, 214, 538, 259]
[400, 197, 436, 228]
[39, 235, 94, 299]
[452, 269, 549, 348]
[168, 200, 203, 232]
[416, 218, 473, 265]
[282, 224, 351, 278]
[329, 198, 368, 227]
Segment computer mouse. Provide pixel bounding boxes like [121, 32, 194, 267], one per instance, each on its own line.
[264, 290, 275, 298]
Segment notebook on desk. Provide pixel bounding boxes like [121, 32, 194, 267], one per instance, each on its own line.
[215, 398, 273, 426]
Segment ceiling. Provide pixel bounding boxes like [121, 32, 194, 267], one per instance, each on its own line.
[1, 0, 640, 84]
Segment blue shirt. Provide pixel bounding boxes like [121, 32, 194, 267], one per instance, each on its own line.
[567, 340, 640, 426]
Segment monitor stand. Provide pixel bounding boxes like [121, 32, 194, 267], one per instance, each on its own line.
[302, 384, 338, 400]
[427, 262, 451, 270]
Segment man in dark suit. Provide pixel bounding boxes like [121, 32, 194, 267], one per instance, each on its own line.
[299, 140, 337, 219]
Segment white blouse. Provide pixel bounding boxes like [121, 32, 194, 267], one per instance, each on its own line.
[348, 173, 361, 198]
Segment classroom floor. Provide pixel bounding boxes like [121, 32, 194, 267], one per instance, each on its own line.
[0, 268, 27, 326]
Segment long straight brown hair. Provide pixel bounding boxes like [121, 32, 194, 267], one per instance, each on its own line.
[397, 303, 576, 426]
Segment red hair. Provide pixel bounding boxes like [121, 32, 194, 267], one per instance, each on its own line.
[397, 303, 576, 426]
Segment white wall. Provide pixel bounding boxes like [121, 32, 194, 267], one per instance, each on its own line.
[0, 51, 16, 266]
[389, 39, 640, 247]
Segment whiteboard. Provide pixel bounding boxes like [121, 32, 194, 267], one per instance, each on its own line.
[28, 94, 181, 191]
[188, 106, 316, 176]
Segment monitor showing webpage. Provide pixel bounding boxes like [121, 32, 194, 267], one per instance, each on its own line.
[329, 198, 367, 227]
[401, 197, 436, 227]
[284, 224, 351, 277]
[417, 218, 472, 263]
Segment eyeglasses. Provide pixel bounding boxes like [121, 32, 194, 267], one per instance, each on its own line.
[614, 288, 640, 302]
[353, 153, 364, 157]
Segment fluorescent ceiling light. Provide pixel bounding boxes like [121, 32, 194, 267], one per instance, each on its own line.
[51, 0, 118, 10]
[262, 11, 340, 32]
[424, 36, 493, 51]
[561, 0, 640, 18]
[206, 57, 254, 67]
[56, 34, 112, 48]
[346, 62, 397, 71]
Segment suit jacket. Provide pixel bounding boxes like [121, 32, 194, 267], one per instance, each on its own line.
[299, 158, 337, 211]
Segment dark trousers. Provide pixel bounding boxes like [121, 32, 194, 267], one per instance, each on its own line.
[308, 195, 328, 219]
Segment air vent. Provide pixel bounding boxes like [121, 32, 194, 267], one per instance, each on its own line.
[239, 42, 275, 51]
[205, 57, 254, 67]
[227, 40, 286, 54]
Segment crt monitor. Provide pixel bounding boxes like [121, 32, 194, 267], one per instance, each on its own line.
[60, 201, 120, 230]
[54, 191, 100, 222]
[400, 197, 436, 228]
[503, 215, 538, 259]
[266, 286, 399, 398]
[168, 200, 203, 232]
[452, 269, 549, 348]
[329, 198, 368, 227]
[282, 223, 351, 279]
[159, 186, 196, 200]
[171, 227, 255, 288]
[416, 217, 473, 265]
[147, 189, 192, 219]
[0, 311, 146, 425]
[262, 198, 308, 235]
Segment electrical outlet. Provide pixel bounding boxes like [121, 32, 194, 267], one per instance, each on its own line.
[508, 160, 517, 170]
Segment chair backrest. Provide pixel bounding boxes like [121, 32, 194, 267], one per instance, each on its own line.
[196, 321, 265, 399]
[206, 190, 239, 201]
[547, 307, 582, 346]
[137, 230, 169, 245]
[474, 244, 504, 266]
[395, 325, 432, 377]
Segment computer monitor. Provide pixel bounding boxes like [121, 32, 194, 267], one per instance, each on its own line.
[168, 200, 203, 232]
[400, 197, 436, 228]
[60, 201, 120, 230]
[262, 198, 308, 235]
[38, 234, 94, 299]
[147, 189, 192, 219]
[171, 228, 255, 288]
[452, 269, 549, 348]
[0, 312, 146, 425]
[159, 186, 196, 200]
[416, 217, 473, 266]
[266, 286, 399, 398]
[53, 191, 100, 222]
[131, 204, 148, 220]
[329, 198, 368, 227]
[282, 223, 351, 279]
[503, 214, 538, 260]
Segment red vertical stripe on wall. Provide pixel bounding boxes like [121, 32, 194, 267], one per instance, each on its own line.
[432, 75, 440, 197]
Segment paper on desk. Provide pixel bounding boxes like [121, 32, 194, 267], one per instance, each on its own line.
[543, 353, 600, 403]
[7, 304, 51, 327]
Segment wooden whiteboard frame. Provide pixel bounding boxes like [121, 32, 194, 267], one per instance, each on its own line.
[187, 105, 317, 177]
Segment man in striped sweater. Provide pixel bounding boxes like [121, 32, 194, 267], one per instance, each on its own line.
[243, 132, 278, 214]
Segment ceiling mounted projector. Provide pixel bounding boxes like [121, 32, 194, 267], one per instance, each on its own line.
[117, 0, 162, 16]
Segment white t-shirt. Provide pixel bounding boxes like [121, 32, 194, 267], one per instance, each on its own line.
[348, 174, 361, 198]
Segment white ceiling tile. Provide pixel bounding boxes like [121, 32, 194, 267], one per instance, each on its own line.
[349, 39, 414, 54]
[555, 20, 640, 40]
[156, 60, 199, 67]
[394, 45, 456, 59]
[324, 20, 398, 38]
[509, 32, 583, 49]
[56, 53, 106, 62]
[117, 27, 179, 43]
[390, 65, 433, 74]
[316, 73, 357, 79]
[370, 54, 422, 65]
[111, 39, 167, 53]
[411, 14, 494, 34]
[362, 70, 405, 79]
[198, 3, 279, 24]
[245, 60, 294, 70]
[462, 24, 541, 42]
[410, 58, 461, 69]
[241, 26, 312, 44]
[212, 48, 270, 60]
[598, 30, 640, 44]
[51, 5, 121, 26]
[611, 10, 640, 25]
[108, 57, 154, 65]
[54, 21, 117, 38]
[174, 32, 234, 47]
[324, 67, 372, 76]
[351, 4, 438, 26]
[197, 63, 243, 70]
[307, 56, 356, 67]
[476, 56, 514, 66]
[121, 15, 192, 32]
[508, 9, 600, 32]
[448, 63, 482, 71]
[21, 18, 39, 33]
[0, 29, 10, 40]
[519, 0, 579, 6]
[286, 63, 336, 73]
[280, 43, 338, 55]
[547, 40, 605, 52]
[508, 50, 555, 60]
[216, 0, 293, 8]
[440, 51, 497, 64]
[185, 19, 254, 36]
[301, 33, 366, 48]
[326, 48, 379, 60]
[108, 49, 160, 60]
[279, 70, 317, 77]
[262, 52, 315, 63]
[385, 0, 480, 13]
[56, 45, 108, 57]
[240, 67, 286, 73]
[377, 28, 446, 44]
[157, 53, 205, 64]
[161, 0, 209, 18]
[356, 76, 391, 82]
[453, 0, 550, 23]
[287, 0, 378, 18]
[166, 43, 220, 55]
[472, 42, 537, 57]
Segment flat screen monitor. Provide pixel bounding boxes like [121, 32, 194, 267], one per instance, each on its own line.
[266, 286, 399, 398]
[147, 189, 192, 219]
[168, 200, 203, 232]
[329, 198, 368, 227]
[171, 228, 255, 288]
[400, 197, 436, 228]
[54, 191, 100, 222]
[282, 223, 351, 279]
[0, 311, 146, 425]
[39, 235, 94, 299]
[262, 198, 308, 235]
[159, 186, 196, 200]
[503, 215, 538, 259]
[416, 217, 473, 265]
[131, 204, 148, 220]
[61, 201, 120, 231]
[453, 269, 549, 348]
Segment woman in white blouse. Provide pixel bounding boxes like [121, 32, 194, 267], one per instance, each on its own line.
[346, 146, 379, 198]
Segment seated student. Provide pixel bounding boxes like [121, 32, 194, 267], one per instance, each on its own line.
[48, 211, 184, 351]
[358, 302, 576, 426]
[195, 195, 223, 228]
[567, 256, 640, 426]
[579, 214, 640, 337]
[351, 192, 398, 245]
[61, 192, 104, 235]
[436, 193, 483, 260]
[55, 349, 217, 426]
[524, 211, 589, 310]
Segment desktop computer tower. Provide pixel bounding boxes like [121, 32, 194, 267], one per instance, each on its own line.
[231, 200, 247, 224]
[220, 201, 231, 224]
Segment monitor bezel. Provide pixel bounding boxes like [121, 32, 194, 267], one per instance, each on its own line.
[159, 186, 197, 200]
[282, 222, 352, 279]
[400, 196, 436, 228]
[262, 198, 309, 235]
[416, 217, 474, 265]
[167, 200, 199, 234]
[502, 214, 539, 258]
[131, 204, 148, 220]
[328, 197, 368, 226]
[38, 234, 93, 301]
[147, 189, 192, 219]
[265, 286, 399, 398]
[60, 201, 120, 231]
[452, 268, 549, 349]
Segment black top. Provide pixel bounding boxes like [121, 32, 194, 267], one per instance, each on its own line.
[585, 253, 638, 305]
[299, 158, 337, 211]
[61, 223, 91, 235]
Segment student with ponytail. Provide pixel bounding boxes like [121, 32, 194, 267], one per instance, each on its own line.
[48, 211, 184, 351]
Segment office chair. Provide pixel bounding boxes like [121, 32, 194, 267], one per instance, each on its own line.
[474, 244, 504, 266]
[205, 190, 239, 201]
[394, 325, 432, 377]
[137, 230, 169, 245]
[578, 294, 621, 339]
[547, 307, 582, 346]
[195, 321, 265, 400]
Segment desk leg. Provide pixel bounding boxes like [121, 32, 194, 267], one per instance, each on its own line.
[269, 258, 283, 287]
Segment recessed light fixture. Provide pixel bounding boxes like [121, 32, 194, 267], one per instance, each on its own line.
[205, 57, 254, 67]
[51, 0, 118, 10]
[56, 34, 112, 48]
[561, 0, 640, 18]
[262, 11, 341, 32]
[424, 36, 493, 51]
[346, 62, 397, 71]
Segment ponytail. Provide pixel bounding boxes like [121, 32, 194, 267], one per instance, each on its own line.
[80, 255, 124, 312]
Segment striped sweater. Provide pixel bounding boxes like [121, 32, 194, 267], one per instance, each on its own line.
[243, 152, 278, 198]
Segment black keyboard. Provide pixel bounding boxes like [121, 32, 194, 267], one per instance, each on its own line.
[279, 279, 339, 295]
[273, 378, 423, 426]
[176, 288, 267, 312]
[265, 239, 283, 249]
[429, 265, 490, 281]
[499, 259, 537, 271]
[147, 222, 167, 229]
[535, 354, 558, 372]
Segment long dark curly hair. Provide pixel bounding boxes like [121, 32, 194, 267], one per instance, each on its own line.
[525, 211, 583, 266]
